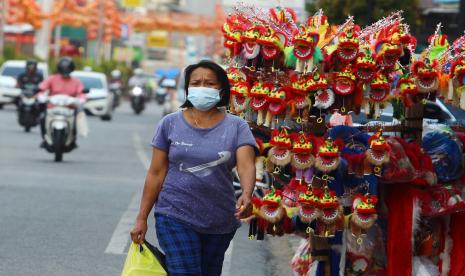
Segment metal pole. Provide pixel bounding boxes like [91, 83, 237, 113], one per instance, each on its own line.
[53, 25, 62, 58]
[95, 0, 104, 63]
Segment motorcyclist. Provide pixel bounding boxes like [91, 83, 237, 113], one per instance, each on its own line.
[109, 69, 123, 106]
[17, 60, 43, 93]
[128, 68, 146, 88]
[38, 57, 86, 147]
[110, 69, 122, 84]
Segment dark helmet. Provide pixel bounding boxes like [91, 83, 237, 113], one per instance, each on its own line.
[57, 57, 75, 77]
[26, 60, 38, 72]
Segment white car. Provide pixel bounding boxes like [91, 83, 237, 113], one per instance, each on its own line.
[0, 60, 49, 107]
[71, 71, 114, 121]
[351, 99, 457, 136]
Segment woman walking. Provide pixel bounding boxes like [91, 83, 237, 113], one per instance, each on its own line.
[130, 60, 257, 276]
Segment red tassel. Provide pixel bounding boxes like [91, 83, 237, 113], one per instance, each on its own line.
[353, 83, 364, 108]
[283, 215, 294, 234]
[385, 185, 416, 276]
[449, 212, 465, 275]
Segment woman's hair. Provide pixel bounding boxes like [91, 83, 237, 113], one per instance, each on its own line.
[180, 60, 230, 108]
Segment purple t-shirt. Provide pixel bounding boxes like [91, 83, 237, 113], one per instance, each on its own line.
[151, 111, 256, 234]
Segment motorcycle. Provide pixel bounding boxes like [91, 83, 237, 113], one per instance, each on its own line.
[43, 95, 80, 162]
[155, 87, 167, 105]
[233, 168, 271, 200]
[109, 81, 122, 109]
[130, 86, 145, 115]
[17, 84, 40, 132]
[156, 78, 176, 105]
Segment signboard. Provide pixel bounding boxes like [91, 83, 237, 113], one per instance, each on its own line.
[113, 47, 133, 62]
[147, 31, 169, 48]
[121, 0, 143, 8]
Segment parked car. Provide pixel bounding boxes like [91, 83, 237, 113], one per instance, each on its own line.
[0, 60, 48, 108]
[352, 99, 457, 135]
[71, 71, 114, 121]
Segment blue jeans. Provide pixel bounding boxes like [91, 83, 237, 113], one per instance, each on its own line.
[155, 214, 236, 276]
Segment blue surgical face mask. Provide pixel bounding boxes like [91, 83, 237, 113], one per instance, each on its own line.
[187, 86, 221, 111]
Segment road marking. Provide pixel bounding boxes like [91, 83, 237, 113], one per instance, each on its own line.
[132, 132, 150, 170]
[104, 132, 149, 255]
[104, 191, 141, 255]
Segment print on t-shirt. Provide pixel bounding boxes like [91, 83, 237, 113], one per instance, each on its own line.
[179, 151, 231, 177]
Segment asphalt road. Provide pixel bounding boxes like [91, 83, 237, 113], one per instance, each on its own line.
[0, 101, 297, 276]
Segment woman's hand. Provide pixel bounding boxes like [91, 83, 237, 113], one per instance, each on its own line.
[130, 218, 148, 244]
[235, 194, 252, 219]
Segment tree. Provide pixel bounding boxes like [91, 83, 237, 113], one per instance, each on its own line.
[306, 0, 418, 30]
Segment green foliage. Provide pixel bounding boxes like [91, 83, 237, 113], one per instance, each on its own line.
[306, 0, 419, 29]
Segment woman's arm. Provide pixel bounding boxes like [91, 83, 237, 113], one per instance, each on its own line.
[130, 148, 168, 243]
[235, 145, 256, 219]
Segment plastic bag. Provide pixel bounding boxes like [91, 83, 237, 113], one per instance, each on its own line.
[121, 242, 167, 276]
[76, 111, 89, 137]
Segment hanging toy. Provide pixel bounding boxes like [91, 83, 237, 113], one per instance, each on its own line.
[365, 72, 390, 119]
[249, 80, 273, 126]
[364, 130, 390, 179]
[290, 18, 321, 73]
[373, 38, 402, 72]
[316, 186, 342, 237]
[297, 186, 322, 225]
[449, 57, 465, 109]
[411, 60, 439, 100]
[282, 178, 307, 219]
[315, 138, 342, 174]
[267, 85, 289, 129]
[222, 15, 247, 59]
[397, 75, 418, 108]
[350, 194, 378, 230]
[241, 24, 266, 69]
[226, 66, 245, 84]
[290, 132, 315, 183]
[332, 67, 357, 114]
[354, 49, 376, 82]
[267, 128, 292, 173]
[346, 195, 379, 275]
[259, 188, 285, 236]
[290, 74, 312, 124]
[257, 26, 288, 71]
[305, 73, 329, 119]
[230, 81, 250, 116]
[227, 67, 251, 116]
[326, 26, 360, 72]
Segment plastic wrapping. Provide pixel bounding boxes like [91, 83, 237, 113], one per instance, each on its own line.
[76, 111, 89, 137]
[422, 132, 464, 182]
[380, 137, 417, 184]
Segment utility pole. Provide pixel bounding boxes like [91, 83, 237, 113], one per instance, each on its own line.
[95, 0, 104, 63]
[34, 0, 54, 61]
[0, 0, 6, 57]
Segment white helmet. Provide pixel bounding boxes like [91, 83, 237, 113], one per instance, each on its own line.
[134, 68, 144, 76]
[111, 69, 122, 79]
